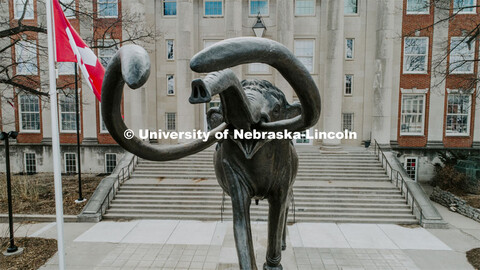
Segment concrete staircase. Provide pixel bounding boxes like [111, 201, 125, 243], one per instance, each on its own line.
[103, 146, 418, 224]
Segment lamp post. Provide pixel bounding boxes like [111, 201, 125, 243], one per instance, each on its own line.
[1, 131, 23, 256]
[252, 13, 267, 38]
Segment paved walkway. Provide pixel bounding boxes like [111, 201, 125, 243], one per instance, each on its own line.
[1, 201, 479, 270]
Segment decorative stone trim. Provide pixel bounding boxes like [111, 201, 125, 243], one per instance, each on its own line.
[446, 88, 474, 94]
[430, 187, 480, 223]
[400, 88, 429, 94]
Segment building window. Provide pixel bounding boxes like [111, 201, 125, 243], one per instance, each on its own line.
[449, 37, 475, 74]
[167, 75, 175, 95]
[403, 37, 428, 74]
[14, 0, 34, 20]
[24, 153, 36, 174]
[166, 39, 174, 60]
[105, 153, 117, 173]
[98, 40, 118, 67]
[446, 93, 471, 135]
[406, 0, 429, 14]
[345, 38, 354, 59]
[294, 39, 314, 73]
[344, 74, 353, 95]
[59, 92, 78, 132]
[98, 102, 108, 133]
[19, 94, 40, 132]
[98, 0, 118, 18]
[454, 0, 476, 14]
[205, 0, 223, 16]
[400, 94, 425, 135]
[344, 0, 358, 15]
[163, 0, 177, 16]
[295, 0, 315, 16]
[15, 41, 37, 75]
[248, 63, 269, 74]
[58, 62, 75, 75]
[64, 153, 77, 174]
[342, 113, 354, 132]
[250, 0, 268, 15]
[405, 157, 418, 181]
[166, 112, 176, 131]
[60, 0, 75, 18]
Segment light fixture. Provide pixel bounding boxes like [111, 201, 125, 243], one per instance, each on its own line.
[252, 13, 266, 38]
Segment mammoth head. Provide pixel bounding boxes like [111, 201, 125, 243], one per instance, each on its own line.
[100, 38, 320, 161]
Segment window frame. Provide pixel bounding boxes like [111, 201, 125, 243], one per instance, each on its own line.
[204, 0, 224, 17]
[60, 0, 76, 18]
[403, 37, 429, 74]
[59, 91, 80, 133]
[406, 0, 430, 14]
[249, 0, 269, 16]
[24, 152, 37, 174]
[248, 63, 270, 74]
[404, 157, 418, 181]
[449, 37, 476, 74]
[165, 112, 176, 131]
[166, 74, 175, 96]
[294, 0, 315, 16]
[163, 0, 177, 17]
[166, 39, 174, 61]
[294, 39, 315, 74]
[64, 152, 78, 174]
[97, 39, 118, 68]
[98, 102, 109, 133]
[342, 113, 354, 132]
[454, 0, 477, 14]
[344, 0, 359, 15]
[18, 93, 41, 133]
[15, 40, 38, 75]
[105, 153, 117, 173]
[445, 92, 472, 136]
[14, 0, 34, 20]
[344, 74, 354, 96]
[97, 0, 118, 18]
[345, 38, 355, 60]
[400, 93, 426, 136]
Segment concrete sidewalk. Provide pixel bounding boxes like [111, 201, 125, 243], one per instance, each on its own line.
[1, 201, 479, 270]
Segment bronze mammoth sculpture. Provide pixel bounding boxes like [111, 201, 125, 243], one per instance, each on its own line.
[101, 37, 321, 270]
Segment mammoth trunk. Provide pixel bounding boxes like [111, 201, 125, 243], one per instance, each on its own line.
[190, 69, 261, 131]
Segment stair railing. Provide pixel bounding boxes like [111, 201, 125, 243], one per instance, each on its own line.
[373, 140, 425, 224]
[98, 154, 138, 216]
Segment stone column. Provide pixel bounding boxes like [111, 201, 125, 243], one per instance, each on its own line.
[225, 0, 242, 77]
[428, 4, 449, 147]
[322, 0, 344, 148]
[176, 0, 195, 141]
[371, 0, 394, 146]
[275, 0, 294, 102]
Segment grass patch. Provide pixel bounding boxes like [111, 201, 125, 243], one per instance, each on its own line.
[0, 237, 57, 270]
[0, 173, 103, 215]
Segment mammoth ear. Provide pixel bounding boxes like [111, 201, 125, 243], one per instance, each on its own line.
[207, 107, 224, 130]
[286, 103, 302, 119]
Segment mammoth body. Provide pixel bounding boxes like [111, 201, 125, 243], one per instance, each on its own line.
[101, 37, 321, 270]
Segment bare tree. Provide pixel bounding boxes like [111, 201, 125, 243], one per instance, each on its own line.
[0, 0, 155, 104]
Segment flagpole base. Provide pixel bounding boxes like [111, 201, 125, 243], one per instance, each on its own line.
[75, 198, 87, 204]
[3, 247, 23, 257]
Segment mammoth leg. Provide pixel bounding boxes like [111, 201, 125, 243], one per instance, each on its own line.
[264, 196, 288, 270]
[223, 161, 257, 270]
[282, 206, 289, 251]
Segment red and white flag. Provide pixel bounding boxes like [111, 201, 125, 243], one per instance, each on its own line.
[53, 0, 104, 101]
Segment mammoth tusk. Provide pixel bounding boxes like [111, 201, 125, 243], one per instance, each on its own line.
[101, 44, 227, 161]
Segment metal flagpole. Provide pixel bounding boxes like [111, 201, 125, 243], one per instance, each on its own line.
[74, 62, 85, 203]
[45, 0, 66, 269]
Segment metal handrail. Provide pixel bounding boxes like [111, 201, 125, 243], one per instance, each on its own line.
[97, 155, 138, 216]
[373, 140, 424, 224]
